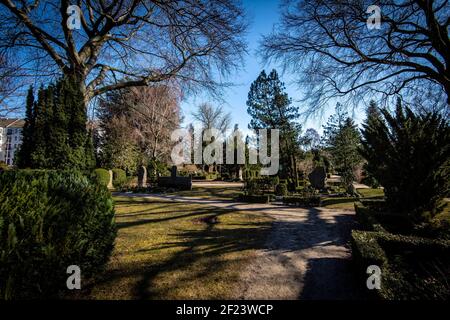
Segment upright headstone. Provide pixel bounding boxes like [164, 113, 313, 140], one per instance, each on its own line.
[238, 168, 243, 181]
[171, 166, 177, 179]
[107, 170, 114, 189]
[138, 165, 147, 188]
[308, 166, 326, 189]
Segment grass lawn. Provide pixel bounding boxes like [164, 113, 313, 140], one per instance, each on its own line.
[357, 188, 385, 198]
[166, 186, 243, 200]
[321, 197, 356, 210]
[320, 188, 385, 210]
[86, 196, 272, 299]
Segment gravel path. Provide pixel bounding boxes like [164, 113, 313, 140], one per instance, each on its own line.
[117, 193, 364, 300]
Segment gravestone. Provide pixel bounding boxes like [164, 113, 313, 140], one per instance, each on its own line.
[238, 168, 243, 181]
[308, 166, 326, 189]
[171, 165, 177, 179]
[158, 165, 192, 190]
[107, 170, 114, 189]
[138, 165, 147, 188]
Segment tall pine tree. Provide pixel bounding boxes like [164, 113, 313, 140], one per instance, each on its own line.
[323, 103, 362, 194]
[246, 69, 302, 180]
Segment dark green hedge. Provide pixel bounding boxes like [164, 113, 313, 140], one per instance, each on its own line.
[354, 201, 415, 234]
[283, 196, 320, 207]
[275, 183, 288, 196]
[237, 194, 270, 204]
[354, 202, 387, 233]
[112, 168, 127, 188]
[351, 230, 450, 300]
[0, 170, 116, 299]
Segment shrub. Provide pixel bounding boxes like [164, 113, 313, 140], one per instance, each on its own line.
[244, 177, 277, 195]
[147, 159, 170, 180]
[0, 161, 9, 172]
[354, 202, 387, 233]
[275, 183, 288, 196]
[237, 194, 270, 203]
[92, 168, 110, 187]
[221, 173, 230, 181]
[283, 196, 320, 207]
[351, 230, 450, 300]
[112, 168, 127, 188]
[360, 102, 450, 222]
[0, 170, 116, 299]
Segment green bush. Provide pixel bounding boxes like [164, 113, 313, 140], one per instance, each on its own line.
[147, 159, 170, 180]
[0, 161, 9, 172]
[283, 196, 320, 207]
[275, 183, 288, 196]
[354, 201, 415, 234]
[360, 103, 450, 221]
[351, 230, 450, 300]
[0, 170, 116, 299]
[237, 194, 270, 203]
[112, 168, 127, 188]
[354, 202, 387, 233]
[92, 168, 110, 187]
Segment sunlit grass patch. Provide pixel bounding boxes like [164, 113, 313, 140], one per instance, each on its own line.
[357, 188, 385, 198]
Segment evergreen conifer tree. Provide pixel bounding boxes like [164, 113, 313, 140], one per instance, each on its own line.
[16, 86, 35, 168]
[30, 85, 49, 168]
[246, 69, 302, 179]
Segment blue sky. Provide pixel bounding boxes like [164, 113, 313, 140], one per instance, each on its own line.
[180, 0, 359, 135]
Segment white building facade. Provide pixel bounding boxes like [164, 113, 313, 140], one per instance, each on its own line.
[0, 119, 25, 166]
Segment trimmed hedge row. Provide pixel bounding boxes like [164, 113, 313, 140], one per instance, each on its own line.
[354, 202, 387, 233]
[351, 230, 450, 300]
[0, 170, 116, 299]
[283, 196, 321, 207]
[237, 194, 270, 204]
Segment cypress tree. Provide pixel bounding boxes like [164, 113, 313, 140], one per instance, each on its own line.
[30, 85, 49, 168]
[46, 81, 71, 169]
[85, 129, 96, 170]
[16, 86, 35, 168]
[17, 77, 93, 170]
[63, 76, 92, 169]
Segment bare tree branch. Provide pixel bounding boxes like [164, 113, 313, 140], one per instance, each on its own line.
[0, 0, 248, 104]
[261, 0, 450, 115]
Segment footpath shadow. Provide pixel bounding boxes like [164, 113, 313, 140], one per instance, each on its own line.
[293, 208, 367, 300]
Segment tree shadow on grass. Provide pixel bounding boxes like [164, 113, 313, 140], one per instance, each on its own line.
[88, 199, 365, 300]
[132, 211, 272, 299]
[115, 203, 222, 230]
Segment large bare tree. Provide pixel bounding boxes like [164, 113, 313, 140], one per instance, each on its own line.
[127, 86, 181, 161]
[0, 54, 23, 117]
[192, 102, 232, 133]
[262, 0, 450, 114]
[98, 84, 181, 167]
[0, 0, 247, 104]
